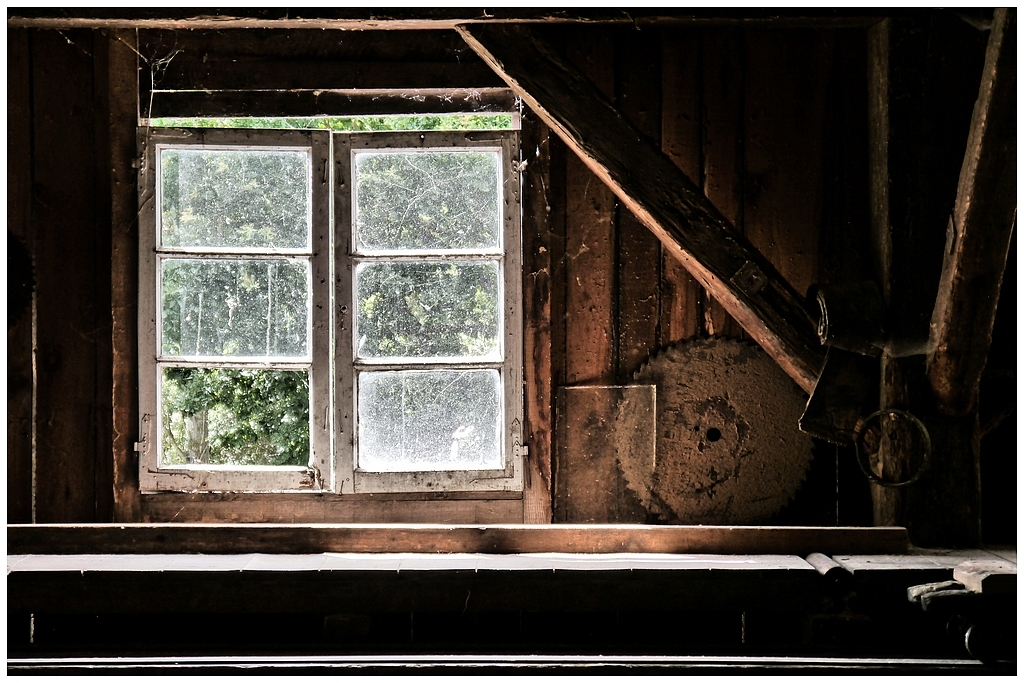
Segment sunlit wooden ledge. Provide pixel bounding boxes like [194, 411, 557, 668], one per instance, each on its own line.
[8, 523, 909, 555]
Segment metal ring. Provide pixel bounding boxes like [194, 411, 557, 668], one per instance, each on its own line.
[852, 409, 931, 488]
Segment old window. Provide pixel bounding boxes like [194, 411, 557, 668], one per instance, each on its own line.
[138, 123, 522, 495]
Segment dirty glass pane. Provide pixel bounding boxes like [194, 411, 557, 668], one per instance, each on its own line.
[354, 150, 501, 252]
[357, 369, 502, 471]
[162, 258, 309, 358]
[355, 260, 500, 360]
[160, 367, 309, 467]
[160, 148, 310, 249]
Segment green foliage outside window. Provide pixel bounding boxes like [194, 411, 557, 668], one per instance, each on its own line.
[162, 368, 309, 467]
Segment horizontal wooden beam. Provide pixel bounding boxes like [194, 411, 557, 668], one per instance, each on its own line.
[8, 524, 910, 556]
[458, 24, 825, 392]
[147, 88, 517, 120]
[8, 10, 884, 30]
[927, 8, 1017, 416]
[8, 553, 825, 616]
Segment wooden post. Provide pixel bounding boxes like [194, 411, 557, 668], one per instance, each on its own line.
[927, 9, 1017, 417]
[868, 14, 990, 546]
[109, 30, 143, 522]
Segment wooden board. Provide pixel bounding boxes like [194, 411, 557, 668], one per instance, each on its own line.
[136, 29, 505, 118]
[701, 29, 746, 338]
[743, 29, 829, 304]
[7, 28, 33, 522]
[614, 26, 663, 380]
[927, 8, 1017, 416]
[6, 552, 822, 616]
[554, 385, 658, 524]
[8, 523, 911, 556]
[521, 113, 557, 523]
[833, 549, 1006, 575]
[31, 29, 108, 522]
[139, 494, 525, 524]
[8, 9, 886, 31]
[659, 29, 702, 343]
[108, 30, 142, 522]
[148, 88, 516, 119]
[563, 27, 618, 386]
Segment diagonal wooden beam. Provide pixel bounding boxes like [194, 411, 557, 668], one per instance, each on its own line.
[927, 8, 1017, 416]
[458, 24, 824, 392]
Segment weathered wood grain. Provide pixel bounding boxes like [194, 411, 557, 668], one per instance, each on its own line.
[32, 29, 107, 522]
[701, 29, 747, 338]
[7, 9, 886, 31]
[7, 28, 34, 522]
[8, 523, 910, 556]
[563, 27, 618, 385]
[459, 23, 825, 393]
[139, 494, 525, 524]
[868, 16, 989, 546]
[554, 386, 654, 524]
[927, 8, 1017, 416]
[90, 29, 117, 523]
[148, 88, 516, 120]
[109, 29, 142, 522]
[614, 26, 663, 380]
[743, 30, 830, 305]
[659, 29, 703, 343]
[521, 111, 556, 523]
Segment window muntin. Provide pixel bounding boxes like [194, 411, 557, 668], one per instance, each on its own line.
[140, 128, 521, 495]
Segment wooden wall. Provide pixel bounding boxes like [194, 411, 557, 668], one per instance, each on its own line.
[543, 25, 874, 524]
[7, 20, 1012, 538]
[8, 29, 117, 522]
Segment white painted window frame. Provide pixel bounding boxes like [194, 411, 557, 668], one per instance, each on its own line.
[138, 127, 522, 495]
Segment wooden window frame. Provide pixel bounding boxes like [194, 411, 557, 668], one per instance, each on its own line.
[137, 125, 523, 498]
[335, 130, 524, 494]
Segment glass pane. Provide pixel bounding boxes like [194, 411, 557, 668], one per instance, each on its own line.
[355, 261, 499, 360]
[357, 369, 502, 472]
[160, 148, 310, 249]
[161, 367, 310, 467]
[354, 150, 501, 252]
[162, 259, 308, 358]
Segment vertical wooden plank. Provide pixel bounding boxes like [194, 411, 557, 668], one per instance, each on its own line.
[868, 16, 989, 546]
[819, 30, 872, 288]
[7, 28, 34, 522]
[109, 29, 142, 521]
[91, 31, 116, 522]
[700, 30, 749, 339]
[32, 29, 104, 522]
[521, 110, 556, 523]
[701, 29, 747, 338]
[563, 26, 617, 386]
[659, 29, 702, 344]
[555, 386, 652, 523]
[820, 30, 874, 526]
[614, 26, 663, 381]
[743, 29, 830, 308]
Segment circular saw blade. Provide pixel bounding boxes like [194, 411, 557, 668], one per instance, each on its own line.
[625, 338, 814, 524]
